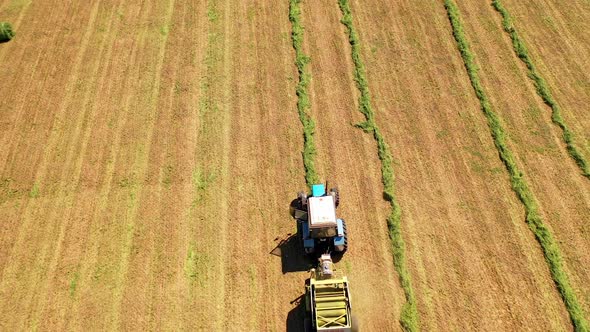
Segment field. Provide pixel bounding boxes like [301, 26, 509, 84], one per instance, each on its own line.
[0, 0, 588, 331]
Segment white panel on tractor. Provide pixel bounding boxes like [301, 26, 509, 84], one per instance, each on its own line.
[308, 195, 337, 228]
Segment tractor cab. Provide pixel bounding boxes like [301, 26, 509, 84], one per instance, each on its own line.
[294, 184, 347, 255]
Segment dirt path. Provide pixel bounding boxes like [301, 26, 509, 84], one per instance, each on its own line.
[347, 0, 572, 330]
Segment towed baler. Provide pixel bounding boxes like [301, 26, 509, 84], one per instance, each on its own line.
[305, 254, 357, 332]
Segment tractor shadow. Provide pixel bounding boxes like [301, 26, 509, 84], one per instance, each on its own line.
[270, 232, 312, 274]
[286, 293, 306, 332]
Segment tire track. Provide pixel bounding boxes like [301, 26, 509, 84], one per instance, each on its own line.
[31, 1, 129, 327]
[184, 0, 233, 329]
[21, 2, 104, 326]
[118, 2, 190, 329]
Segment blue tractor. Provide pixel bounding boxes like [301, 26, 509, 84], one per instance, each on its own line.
[291, 184, 347, 256]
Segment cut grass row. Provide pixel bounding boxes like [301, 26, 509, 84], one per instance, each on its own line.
[443, 1, 589, 330]
[491, 0, 590, 179]
[337, 1, 418, 330]
[0, 22, 14, 42]
[289, 0, 320, 186]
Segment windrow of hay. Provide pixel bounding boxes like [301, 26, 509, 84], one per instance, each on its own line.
[289, 0, 320, 186]
[0, 22, 14, 42]
[337, 0, 419, 330]
[492, 0, 590, 179]
[444, 1, 589, 330]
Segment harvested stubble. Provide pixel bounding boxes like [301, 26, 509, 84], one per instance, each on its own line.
[0, 22, 14, 42]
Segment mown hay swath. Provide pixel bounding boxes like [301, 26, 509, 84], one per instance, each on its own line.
[337, 1, 419, 330]
[491, 0, 590, 179]
[0, 22, 14, 42]
[289, 0, 320, 186]
[444, 0, 589, 330]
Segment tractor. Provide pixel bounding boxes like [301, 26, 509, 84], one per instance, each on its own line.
[291, 183, 347, 256]
[304, 254, 357, 331]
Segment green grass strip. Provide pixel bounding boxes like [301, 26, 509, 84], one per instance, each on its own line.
[337, 1, 418, 330]
[289, 0, 320, 186]
[491, 0, 590, 179]
[444, 1, 589, 330]
[0, 22, 14, 42]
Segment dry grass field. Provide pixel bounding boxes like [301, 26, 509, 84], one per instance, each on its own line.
[0, 0, 588, 331]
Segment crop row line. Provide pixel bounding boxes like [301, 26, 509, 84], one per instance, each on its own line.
[443, 1, 589, 330]
[491, 0, 590, 179]
[289, 0, 320, 187]
[337, 1, 419, 331]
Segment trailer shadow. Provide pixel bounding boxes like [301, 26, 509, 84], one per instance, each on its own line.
[270, 232, 313, 274]
[286, 293, 306, 332]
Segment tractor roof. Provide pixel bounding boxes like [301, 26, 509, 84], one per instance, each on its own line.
[308, 195, 337, 228]
[311, 184, 326, 197]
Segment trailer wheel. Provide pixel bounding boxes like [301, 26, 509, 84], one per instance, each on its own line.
[304, 317, 313, 332]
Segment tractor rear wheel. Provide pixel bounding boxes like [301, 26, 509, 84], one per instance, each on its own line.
[342, 219, 348, 252]
[329, 187, 339, 207]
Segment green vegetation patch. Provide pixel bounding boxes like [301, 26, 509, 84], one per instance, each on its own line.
[69, 271, 80, 297]
[444, 0, 589, 330]
[491, 0, 590, 179]
[289, 0, 320, 187]
[0, 22, 14, 42]
[337, 1, 419, 330]
[185, 242, 209, 286]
